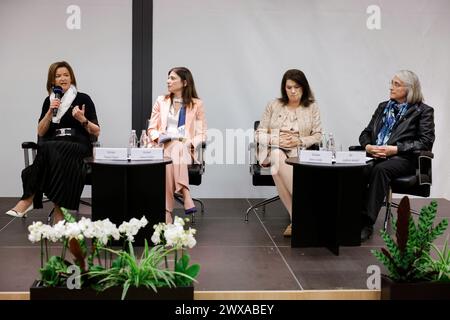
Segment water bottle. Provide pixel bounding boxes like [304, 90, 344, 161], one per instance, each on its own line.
[129, 129, 137, 148]
[319, 132, 327, 151]
[139, 130, 148, 148]
[328, 132, 336, 159]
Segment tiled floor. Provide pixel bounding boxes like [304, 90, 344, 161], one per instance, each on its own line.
[0, 197, 449, 292]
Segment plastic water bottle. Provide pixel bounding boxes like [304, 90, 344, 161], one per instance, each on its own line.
[139, 130, 148, 148]
[319, 132, 327, 151]
[328, 133, 336, 159]
[129, 129, 137, 148]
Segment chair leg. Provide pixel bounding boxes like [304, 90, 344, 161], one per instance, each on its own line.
[79, 199, 92, 207]
[47, 208, 54, 225]
[245, 196, 280, 222]
[384, 189, 393, 230]
[173, 194, 203, 224]
[192, 197, 204, 214]
[390, 201, 420, 216]
[174, 193, 183, 205]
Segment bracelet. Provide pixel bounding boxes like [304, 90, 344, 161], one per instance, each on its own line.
[82, 120, 89, 128]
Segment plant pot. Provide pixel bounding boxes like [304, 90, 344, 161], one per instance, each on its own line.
[381, 275, 450, 300]
[30, 280, 194, 300]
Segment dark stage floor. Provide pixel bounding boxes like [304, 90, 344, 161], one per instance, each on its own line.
[1, 197, 449, 293]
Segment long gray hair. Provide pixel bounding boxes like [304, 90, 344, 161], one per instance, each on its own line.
[394, 70, 424, 104]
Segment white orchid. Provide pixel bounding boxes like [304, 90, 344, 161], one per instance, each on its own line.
[29, 212, 200, 292]
[118, 216, 149, 242]
[150, 217, 197, 249]
[28, 221, 44, 243]
[64, 222, 83, 240]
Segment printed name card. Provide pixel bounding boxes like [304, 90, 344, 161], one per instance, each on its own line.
[129, 147, 163, 160]
[299, 150, 333, 164]
[335, 151, 366, 164]
[94, 148, 128, 160]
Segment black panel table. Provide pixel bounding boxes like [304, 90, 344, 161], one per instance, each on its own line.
[90, 158, 172, 245]
[286, 157, 369, 255]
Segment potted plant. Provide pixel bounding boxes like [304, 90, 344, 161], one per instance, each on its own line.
[29, 210, 200, 300]
[372, 196, 450, 300]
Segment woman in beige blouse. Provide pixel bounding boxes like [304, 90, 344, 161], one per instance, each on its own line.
[148, 67, 207, 223]
[256, 69, 322, 236]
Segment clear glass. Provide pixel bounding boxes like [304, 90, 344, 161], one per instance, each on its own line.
[319, 132, 327, 151]
[297, 144, 306, 159]
[129, 129, 137, 148]
[328, 133, 336, 159]
[139, 130, 148, 148]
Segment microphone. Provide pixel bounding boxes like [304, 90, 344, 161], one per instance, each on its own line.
[52, 86, 63, 119]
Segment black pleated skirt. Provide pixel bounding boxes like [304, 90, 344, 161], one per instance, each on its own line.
[21, 139, 91, 210]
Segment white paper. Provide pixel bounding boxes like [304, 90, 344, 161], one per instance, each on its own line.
[129, 147, 163, 160]
[299, 150, 333, 164]
[335, 151, 367, 164]
[94, 148, 128, 160]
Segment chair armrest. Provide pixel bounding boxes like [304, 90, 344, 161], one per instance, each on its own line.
[22, 142, 38, 150]
[248, 142, 257, 165]
[413, 150, 434, 159]
[416, 151, 433, 185]
[193, 141, 206, 165]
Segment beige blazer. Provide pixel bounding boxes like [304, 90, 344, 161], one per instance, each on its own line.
[255, 99, 322, 162]
[148, 95, 207, 156]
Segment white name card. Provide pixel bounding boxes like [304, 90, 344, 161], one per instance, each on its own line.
[94, 148, 128, 160]
[335, 151, 366, 164]
[129, 147, 163, 160]
[299, 150, 333, 164]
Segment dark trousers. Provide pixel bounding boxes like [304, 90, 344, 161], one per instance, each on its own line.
[363, 156, 415, 226]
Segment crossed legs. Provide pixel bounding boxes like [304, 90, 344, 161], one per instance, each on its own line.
[270, 148, 293, 218]
[164, 140, 195, 223]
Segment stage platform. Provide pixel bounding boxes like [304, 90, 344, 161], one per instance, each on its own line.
[1, 197, 449, 300]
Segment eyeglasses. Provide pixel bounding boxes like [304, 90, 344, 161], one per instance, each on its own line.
[390, 81, 405, 88]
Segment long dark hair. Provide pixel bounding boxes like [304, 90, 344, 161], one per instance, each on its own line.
[46, 61, 77, 94]
[279, 69, 315, 107]
[167, 67, 199, 108]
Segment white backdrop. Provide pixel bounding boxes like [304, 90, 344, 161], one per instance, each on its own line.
[153, 0, 450, 199]
[0, 0, 449, 200]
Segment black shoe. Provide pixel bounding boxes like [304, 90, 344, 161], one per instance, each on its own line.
[361, 225, 373, 242]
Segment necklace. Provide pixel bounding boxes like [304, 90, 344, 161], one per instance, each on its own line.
[173, 97, 183, 104]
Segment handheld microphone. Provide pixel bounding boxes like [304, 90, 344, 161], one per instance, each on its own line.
[52, 86, 63, 119]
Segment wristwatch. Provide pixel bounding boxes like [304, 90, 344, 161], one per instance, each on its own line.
[82, 120, 89, 128]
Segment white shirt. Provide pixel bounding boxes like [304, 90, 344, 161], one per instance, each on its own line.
[166, 104, 181, 136]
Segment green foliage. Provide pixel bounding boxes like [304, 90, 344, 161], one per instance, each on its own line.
[40, 256, 70, 287]
[416, 238, 450, 282]
[88, 240, 197, 300]
[175, 252, 201, 287]
[372, 199, 449, 282]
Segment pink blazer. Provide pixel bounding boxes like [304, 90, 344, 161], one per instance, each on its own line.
[148, 95, 207, 156]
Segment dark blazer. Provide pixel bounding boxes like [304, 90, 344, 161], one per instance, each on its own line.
[359, 101, 435, 155]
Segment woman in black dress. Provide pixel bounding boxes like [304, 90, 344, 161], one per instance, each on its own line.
[5, 61, 100, 223]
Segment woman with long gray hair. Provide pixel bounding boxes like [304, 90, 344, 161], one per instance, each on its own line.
[359, 70, 435, 242]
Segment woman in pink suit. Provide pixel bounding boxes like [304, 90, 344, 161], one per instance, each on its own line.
[148, 67, 207, 223]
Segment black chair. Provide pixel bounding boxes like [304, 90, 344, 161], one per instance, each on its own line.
[22, 138, 96, 223]
[349, 145, 433, 230]
[174, 141, 206, 224]
[245, 121, 279, 221]
[246, 121, 320, 221]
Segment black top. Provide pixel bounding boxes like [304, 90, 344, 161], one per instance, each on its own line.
[39, 92, 99, 146]
[359, 101, 435, 155]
